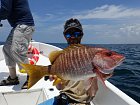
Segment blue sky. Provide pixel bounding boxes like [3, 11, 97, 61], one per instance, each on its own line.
[1, 0, 140, 44]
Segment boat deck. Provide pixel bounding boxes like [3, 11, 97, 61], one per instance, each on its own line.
[0, 54, 60, 99]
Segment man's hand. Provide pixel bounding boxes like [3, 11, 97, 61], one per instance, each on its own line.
[49, 75, 64, 90]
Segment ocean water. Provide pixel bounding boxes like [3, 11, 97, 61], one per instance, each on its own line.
[0, 42, 140, 103]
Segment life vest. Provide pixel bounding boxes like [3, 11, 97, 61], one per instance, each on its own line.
[19, 44, 40, 73]
[28, 44, 40, 65]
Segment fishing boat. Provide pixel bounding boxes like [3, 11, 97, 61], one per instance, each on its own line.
[0, 41, 139, 105]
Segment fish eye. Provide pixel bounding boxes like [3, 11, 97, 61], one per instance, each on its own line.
[105, 52, 112, 56]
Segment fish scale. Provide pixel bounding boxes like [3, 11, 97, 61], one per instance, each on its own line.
[51, 47, 94, 80]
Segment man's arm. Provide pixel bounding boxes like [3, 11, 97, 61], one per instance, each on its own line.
[0, 0, 12, 20]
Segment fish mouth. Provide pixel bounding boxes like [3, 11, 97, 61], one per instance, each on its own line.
[99, 57, 125, 74]
[115, 57, 125, 67]
[99, 69, 114, 74]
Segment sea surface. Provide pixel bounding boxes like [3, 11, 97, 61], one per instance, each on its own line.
[0, 42, 140, 103]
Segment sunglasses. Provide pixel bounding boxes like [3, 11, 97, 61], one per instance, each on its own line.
[65, 32, 82, 38]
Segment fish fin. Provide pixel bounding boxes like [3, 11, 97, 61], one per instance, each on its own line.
[84, 77, 94, 90]
[87, 77, 94, 86]
[85, 77, 97, 89]
[20, 63, 50, 89]
[86, 77, 98, 97]
[63, 44, 85, 51]
[49, 44, 85, 63]
[70, 44, 85, 48]
[53, 78, 62, 86]
[48, 50, 63, 64]
[52, 77, 67, 89]
[95, 69, 107, 88]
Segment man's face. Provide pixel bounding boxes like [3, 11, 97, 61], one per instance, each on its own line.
[64, 28, 83, 45]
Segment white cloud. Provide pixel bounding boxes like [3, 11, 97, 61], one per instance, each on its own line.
[74, 5, 140, 19]
[120, 24, 140, 37]
[82, 23, 140, 44]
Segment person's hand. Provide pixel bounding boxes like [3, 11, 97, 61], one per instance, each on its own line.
[49, 75, 64, 90]
[49, 75, 57, 81]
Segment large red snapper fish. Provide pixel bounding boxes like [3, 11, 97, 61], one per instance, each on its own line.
[21, 44, 125, 89]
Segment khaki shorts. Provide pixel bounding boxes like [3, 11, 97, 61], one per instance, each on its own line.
[3, 24, 34, 69]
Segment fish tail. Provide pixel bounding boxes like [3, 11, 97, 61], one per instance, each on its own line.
[20, 63, 50, 89]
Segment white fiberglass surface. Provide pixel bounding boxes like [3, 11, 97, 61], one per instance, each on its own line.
[0, 54, 59, 103]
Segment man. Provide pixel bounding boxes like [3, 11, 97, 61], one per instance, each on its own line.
[40, 18, 98, 105]
[0, 0, 34, 89]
